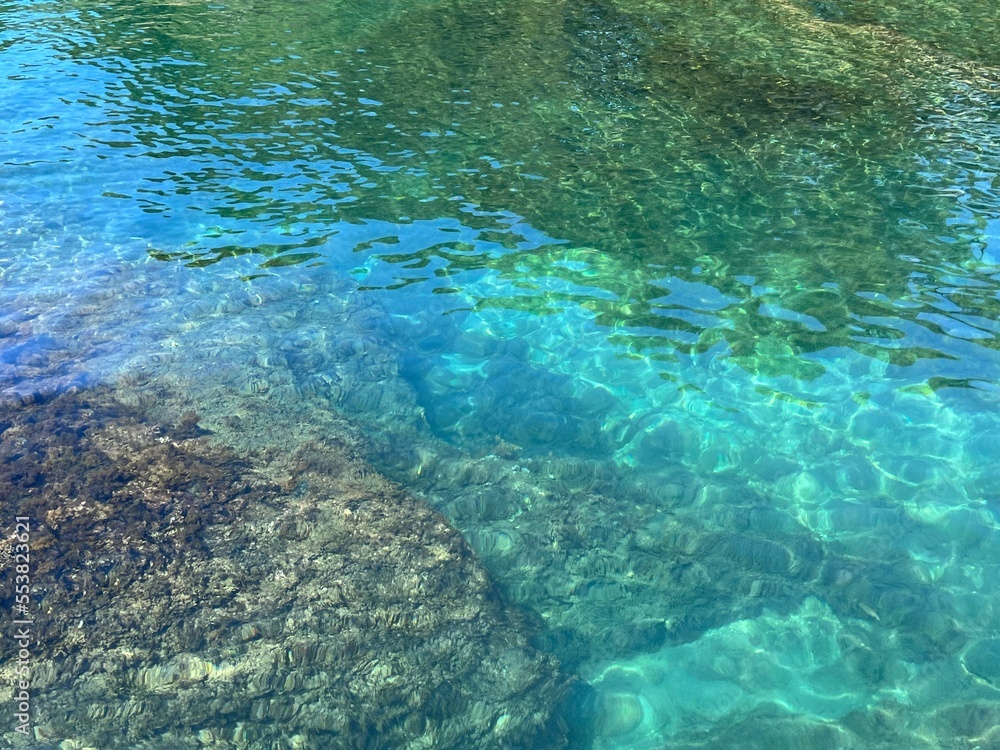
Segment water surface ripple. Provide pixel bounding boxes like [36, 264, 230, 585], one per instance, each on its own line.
[2, 0, 1000, 746]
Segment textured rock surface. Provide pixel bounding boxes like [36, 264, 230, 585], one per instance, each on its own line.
[0, 388, 572, 749]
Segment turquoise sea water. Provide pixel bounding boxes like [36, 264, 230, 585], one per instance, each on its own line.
[2, 0, 1000, 746]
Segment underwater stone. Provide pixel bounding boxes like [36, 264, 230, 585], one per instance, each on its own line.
[633, 420, 687, 463]
[469, 528, 517, 558]
[962, 638, 1000, 685]
[0, 387, 572, 750]
[594, 691, 645, 737]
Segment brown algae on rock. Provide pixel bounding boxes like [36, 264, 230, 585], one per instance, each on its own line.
[0, 388, 572, 749]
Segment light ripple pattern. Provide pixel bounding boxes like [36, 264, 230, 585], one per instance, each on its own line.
[1, 0, 1000, 746]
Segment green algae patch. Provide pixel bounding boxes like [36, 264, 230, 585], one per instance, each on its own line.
[0, 390, 572, 750]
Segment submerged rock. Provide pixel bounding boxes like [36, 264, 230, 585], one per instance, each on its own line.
[0, 388, 572, 749]
[962, 638, 1000, 686]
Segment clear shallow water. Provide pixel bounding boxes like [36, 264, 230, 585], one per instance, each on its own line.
[2, 0, 1000, 746]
